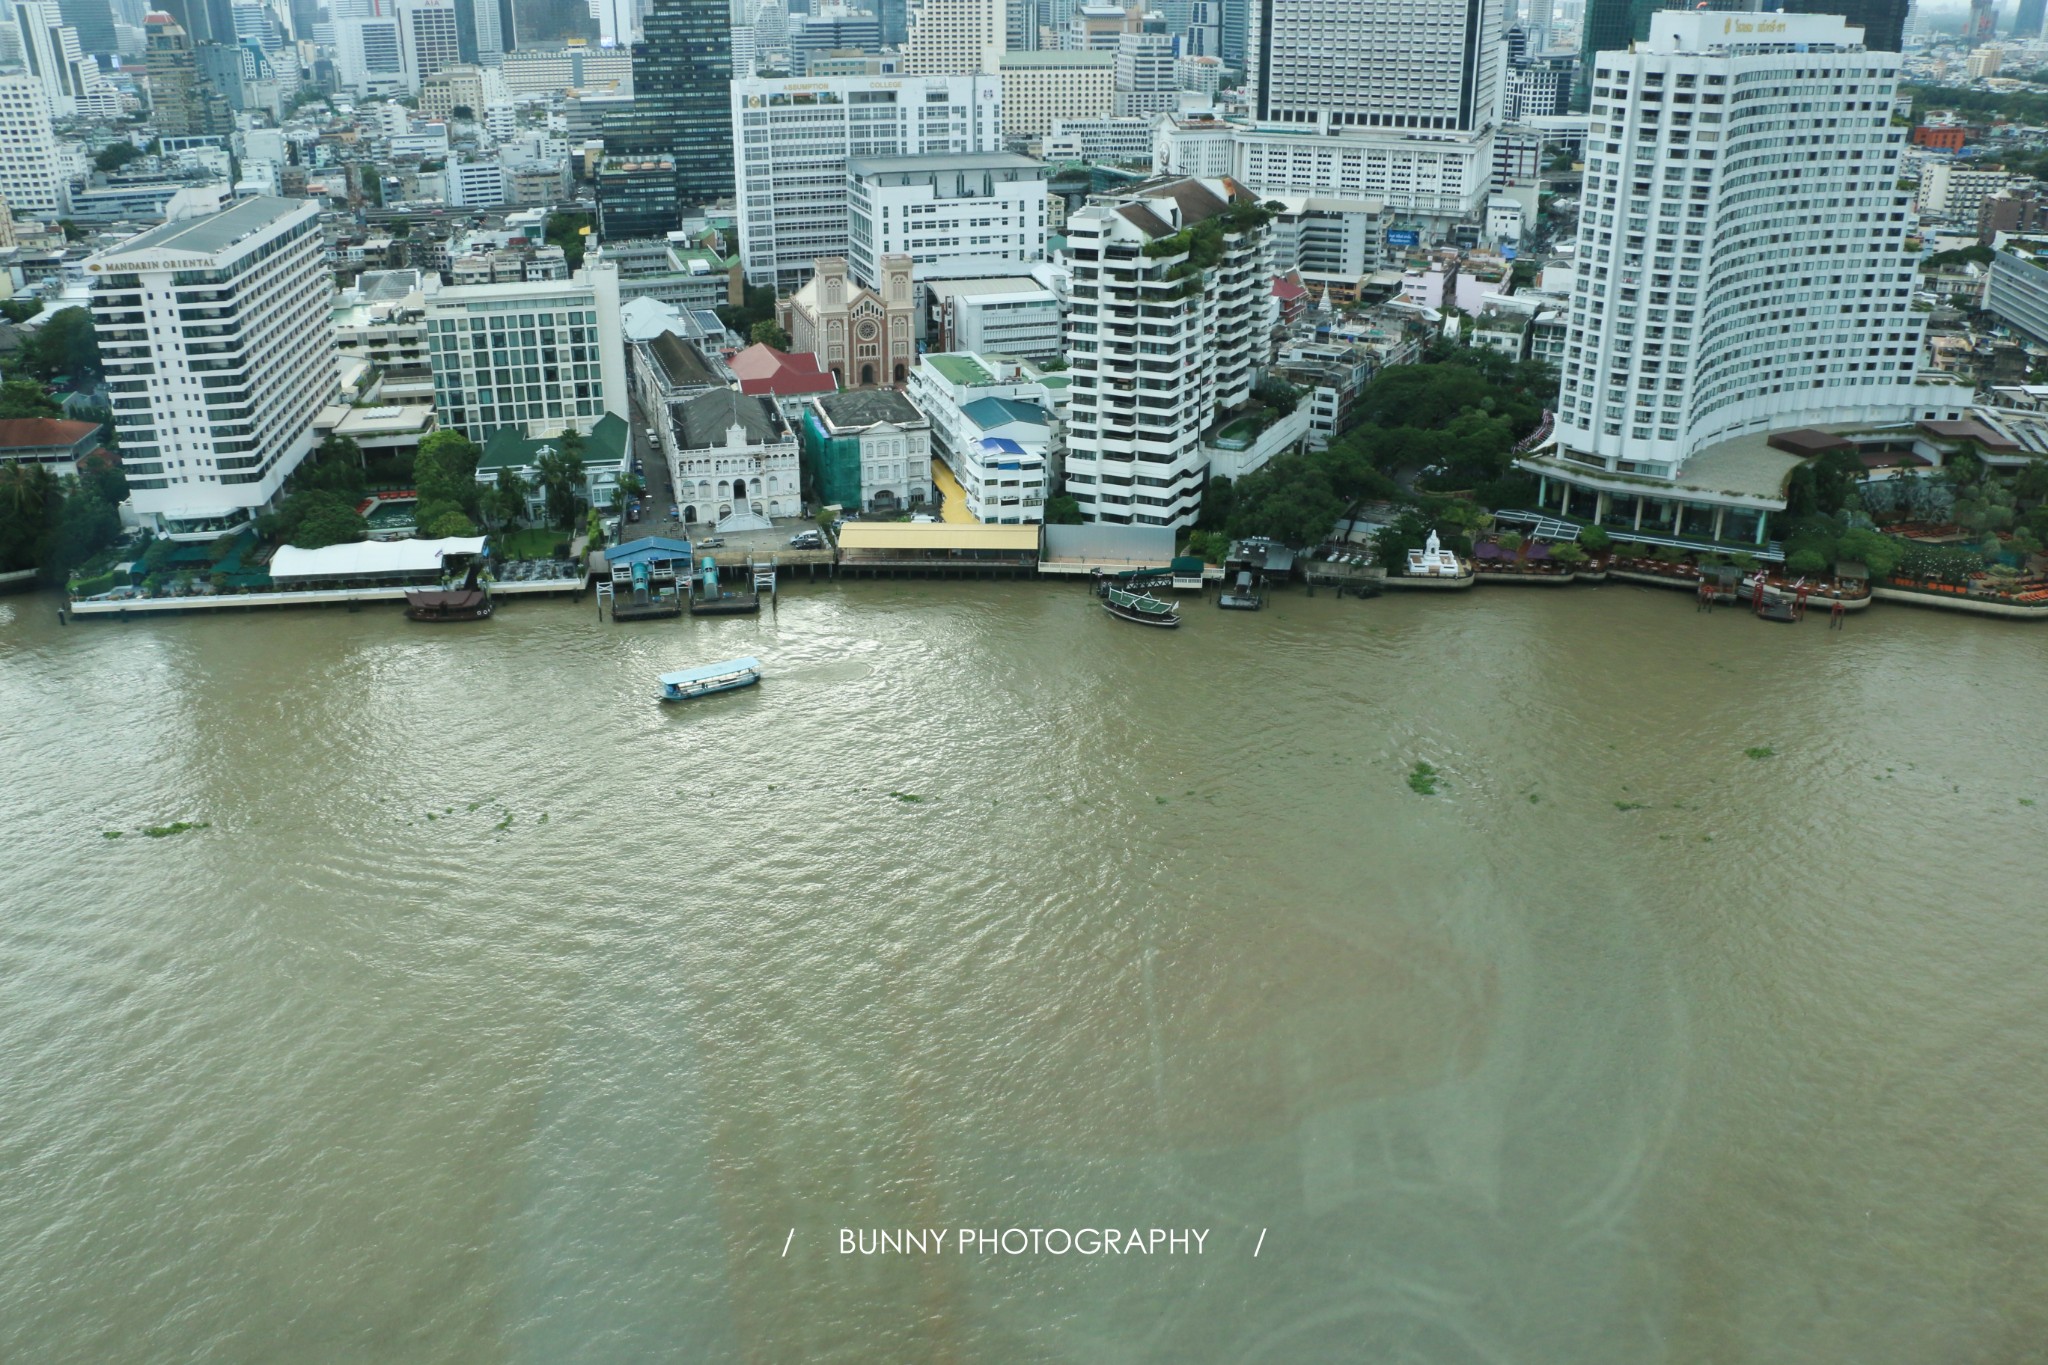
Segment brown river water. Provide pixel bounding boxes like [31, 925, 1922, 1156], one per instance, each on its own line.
[2, 578, 2045, 1364]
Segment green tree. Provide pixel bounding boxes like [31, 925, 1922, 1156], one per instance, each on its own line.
[535, 435, 585, 529]
[1194, 475, 1236, 532]
[19, 308, 103, 388]
[76, 448, 127, 507]
[1253, 373, 1301, 417]
[0, 462, 59, 571]
[0, 299, 41, 324]
[489, 467, 530, 528]
[296, 434, 366, 497]
[41, 479, 120, 580]
[0, 378, 59, 419]
[414, 429, 482, 523]
[545, 211, 593, 270]
[423, 507, 477, 538]
[750, 319, 792, 350]
[93, 142, 142, 172]
[1834, 527, 1904, 578]
[1044, 494, 1083, 525]
[1498, 529, 1525, 560]
[289, 492, 370, 548]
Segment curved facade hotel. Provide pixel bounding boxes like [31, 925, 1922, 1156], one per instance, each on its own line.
[1523, 12, 1963, 549]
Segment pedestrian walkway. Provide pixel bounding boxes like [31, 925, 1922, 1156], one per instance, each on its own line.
[929, 454, 979, 525]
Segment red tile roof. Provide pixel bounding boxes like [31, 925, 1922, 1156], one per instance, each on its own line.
[1271, 273, 1308, 301]
[729, 343, 837, 396]
[0, 417, 101, 451]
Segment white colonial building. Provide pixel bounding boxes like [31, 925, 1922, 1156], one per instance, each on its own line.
[906, 350, 1059, 522]
[1061, 175, 1274, 527]
[661, 389, 802, 529]
[88, 197, 338, 539]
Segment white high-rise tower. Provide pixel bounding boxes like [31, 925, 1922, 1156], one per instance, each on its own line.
[1552, 12, 1923, 480]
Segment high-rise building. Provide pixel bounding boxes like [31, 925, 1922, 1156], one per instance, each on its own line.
[0, 72, 65, 217]
[2015, 0, 2047, 41]
[424, 259, 628, 441]
[11, 0, 121, 118]
[398, 0, 461, 82]
[606, 0, 732, 212]
[844, 150, 1047, 287]
[57, 0, 118, 56]
[900, 0, 999, 73]
[1777, 0, 1908, 52]
[1061, 176, 1273, 527]
[1112, 21, 1175, 117]
[333, 14, 407, 93]
[730, 72, 1004, 289]
[145, 13, 233, 133]
[449, 0, 507, 64]
[1248, 0, 1497, 134]
[996, 48, 1112, 141]
[592, 0, 632, 45]
[1965, 0, 1997, 47]
[1533, 13, 1927, 543]
[87, 198, 337, 539]
[1232, 0, 1501, 223]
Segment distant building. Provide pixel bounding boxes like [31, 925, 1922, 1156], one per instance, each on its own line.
[845, 151, 1049, 288]
[997, 50, 1113, 142]
[86, 197, 338, 539]
[783, 255, 917, 389]
[596, 156, 680, 240]
[922, 272, 1062, 359]
[800, 386, 932, 512]
[0, 75, 66, 217]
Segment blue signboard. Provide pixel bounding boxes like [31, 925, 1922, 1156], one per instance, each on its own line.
[1387, 229, 1419, 247]
[1503, 244, 1517, 260]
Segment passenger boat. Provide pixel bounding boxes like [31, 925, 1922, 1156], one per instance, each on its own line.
[1101, 584, 1181, 627]
[658, 656, 762, 702]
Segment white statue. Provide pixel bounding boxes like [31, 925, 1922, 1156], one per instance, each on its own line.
[1425, 529, 1441, 556]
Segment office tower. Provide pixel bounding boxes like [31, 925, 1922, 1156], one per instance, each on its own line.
[900, 0, 999, 72]
[2016, 0, 2047, 41]
[1776, 0, 1908, 52]
[145, 13, 233, 132]
[876, 0, 904, 46]
[844, 150, 1047, 287]
[334, 13, 407, 91]
[1541, 12, 1923, 541]
[1003, 0, 1032, 50]
[398, 0, 460, 80]
[161, 0, 233, 43]
[1183, 0, 1218, 55]
[1966, 0, 1996, 47]
[1112, 20, 1174, 116]
[1217, 0, 1242, 68]
[11, 0, 120, 117]
[592, 0, 632, 44]
[1061, 177, 1273, 528]
[449, 0, 506, 63]
[730, 71, 1002, 288]
[87, 199, 338, 539]
[606, 0, 732, 211]
[1249, 0, 1497, 133]
[0, 72, 65, 217]
[57, 0, 117, 55]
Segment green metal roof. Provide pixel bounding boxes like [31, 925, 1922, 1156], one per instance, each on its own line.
[923, 353, 994, 386]
[477, 411, 629, 472]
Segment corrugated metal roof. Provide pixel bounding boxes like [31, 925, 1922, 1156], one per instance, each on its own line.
[837, 523, 1040, 551]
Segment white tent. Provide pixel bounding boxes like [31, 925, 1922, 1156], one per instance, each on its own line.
[269, 536, 488, 581]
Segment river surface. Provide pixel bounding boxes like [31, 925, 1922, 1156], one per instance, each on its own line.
[3, 579, 2046, 1364]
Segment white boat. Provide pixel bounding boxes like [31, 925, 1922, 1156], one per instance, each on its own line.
[658, 656, 762, 702]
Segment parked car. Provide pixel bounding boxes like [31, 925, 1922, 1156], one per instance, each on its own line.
[698, 537, 725, 549]
[628, 507, 641, 523]
[668, 504, 680, 520]
[790, 531, 824, 548]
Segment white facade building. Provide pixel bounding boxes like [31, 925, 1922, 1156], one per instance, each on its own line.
[9, 0, 120, 118]
[996, 49, 1113, 141]
[88, 198, 337, 538]
[905, 350, 1057, 521]
[846, 151, 1048, 287]
[1535, 12, 1930, 539]
[661, 388, 803, 527]
[0, 72, 65, 217]
[900, 0, 1001, 75]
[1062, 176, 1273, 528]
[1153, 108, 1236, 178]
[1044, 115, 1157, 165]
[924, 271, 1064, 358]
[732, 73, 1005, 291]
[423, 260, 629, 441]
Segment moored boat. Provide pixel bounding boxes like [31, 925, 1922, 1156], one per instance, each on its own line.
[1102, 584, 1181, 627]
[659, 656, 763, 702]
[404, 587, 492, 621]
